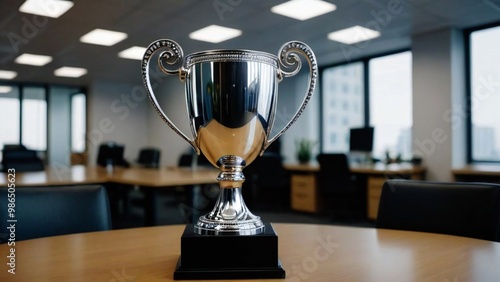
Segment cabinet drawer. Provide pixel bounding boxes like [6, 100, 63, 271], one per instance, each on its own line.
[291, 174, 318, 213]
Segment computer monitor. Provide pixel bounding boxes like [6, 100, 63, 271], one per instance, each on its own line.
[349, 127, 374, 153]
[97, 143, 128, 167]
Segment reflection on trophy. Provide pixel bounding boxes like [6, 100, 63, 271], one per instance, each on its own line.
[142, 39, 317, 279]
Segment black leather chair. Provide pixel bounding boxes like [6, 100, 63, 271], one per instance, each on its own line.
[244, 153, 290, 211]
[1, 148, 44, 172]
[377, 180, 500, 242]
[0, 185, 112, 242]
[137, 148, 161, 168]
[316, 153, 363, 219]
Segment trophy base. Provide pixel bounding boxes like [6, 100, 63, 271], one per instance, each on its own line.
[173, 223, 285, 280]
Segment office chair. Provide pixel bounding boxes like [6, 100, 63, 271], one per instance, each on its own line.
[1, 148, 45, 172]
[0, 185, 112, 242]
[244, 153, 290, 211]
[3, 144, 27, 151]
[316, 153, 363, 220]
[137, 148, 161, 168]
[96, 142, 129, 167]
[376, 180, 500, 242]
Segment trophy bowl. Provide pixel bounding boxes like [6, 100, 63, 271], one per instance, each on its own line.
[142, 39, 317, 236]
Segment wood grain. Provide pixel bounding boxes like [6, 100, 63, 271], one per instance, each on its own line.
[1, 223, 499, 281]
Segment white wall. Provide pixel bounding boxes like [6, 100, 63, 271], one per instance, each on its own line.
[278, 72, 320, 163]
[412, 28, 466, 181]
[148, 76, 193, 167]
[87, 80, 151, 165]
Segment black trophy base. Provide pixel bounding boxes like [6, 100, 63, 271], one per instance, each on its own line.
[173, 223, 285, 280]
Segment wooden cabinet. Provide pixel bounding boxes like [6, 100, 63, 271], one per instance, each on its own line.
[290, 174, 318, 213]
[367, 177, 386, 220]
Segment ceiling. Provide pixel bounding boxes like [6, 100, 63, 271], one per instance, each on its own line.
[0, 0, 499, 87]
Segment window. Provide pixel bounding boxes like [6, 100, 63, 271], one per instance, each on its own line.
[469, 25, 500, 162]
[0, 85, 47, 152]
[320, 51, 412, 159]
[0, 85, 20, 149]
[71, 93, 86, 153]
[22, 87, 47, 151]
[369, 51, 412, 159]
[321, 62, 364, 152]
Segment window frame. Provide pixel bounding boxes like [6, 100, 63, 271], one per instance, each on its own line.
[464, 21, 500, 164]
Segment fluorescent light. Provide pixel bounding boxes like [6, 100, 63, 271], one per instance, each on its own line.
[271, 0, 336, 21]
[19, 0, 74, 18]
[0, 70, 17, 80]
[327, 25, 381, 44]
[80, 29, 128, 46]
[54, 67, 88, 78]
[118, 46, 147, 60]
[15, 53, 53, 66]
[189, 25, 242, 43]
[0, 86, 13, 93]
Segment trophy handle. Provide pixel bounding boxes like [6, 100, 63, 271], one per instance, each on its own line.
[263, 41, 318, 152]
[141, 39, 200, 154]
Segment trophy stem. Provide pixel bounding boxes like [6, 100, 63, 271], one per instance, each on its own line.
[194, 156, 265, 235]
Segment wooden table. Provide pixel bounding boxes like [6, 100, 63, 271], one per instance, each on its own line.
[452, 163, 500, 183]
[0, 165, 218, 187]
[284, 162, 426, 219]
[1, 223, 498, 281]
[0, 165, 219, 225]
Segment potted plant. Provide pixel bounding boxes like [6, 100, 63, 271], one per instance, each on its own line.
[296, 138, 316, 164]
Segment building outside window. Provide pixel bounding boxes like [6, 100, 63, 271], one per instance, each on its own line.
[469, 25, 500, 162]
[369, 51, 412, 160]
[321, 62, 364, 153]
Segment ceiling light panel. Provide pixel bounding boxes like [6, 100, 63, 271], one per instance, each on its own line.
[54, 67, 88, 78]
[327, 25, 381, 44]
[80, 29, 128, 46]
[0, 86, 13, 93]
[189, 25, 242, 43]
[0, 70, 18, 80]
[118, 46, 147, 60]
[271, 0, 336, 21]
[19, 0, 74, 18]
[15, 53, 53, 66]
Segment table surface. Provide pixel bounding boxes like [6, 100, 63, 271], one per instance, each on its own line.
[452, 163, 500, 176]
[284, 162, 426, 175]
[1, 223, 499, 281]
[0, 165, 219, 187]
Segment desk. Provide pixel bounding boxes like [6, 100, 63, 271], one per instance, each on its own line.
[1, 223, 498, 281]
[0, 165, 219, 225]
[284, 163, 426, 219]
[452, 164, 500, 183]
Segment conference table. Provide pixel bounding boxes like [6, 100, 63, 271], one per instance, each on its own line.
[1, 223, 499, 281]
[0, 165, 219, 225]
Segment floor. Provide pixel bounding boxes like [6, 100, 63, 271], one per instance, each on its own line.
[111, 185, 376, 230]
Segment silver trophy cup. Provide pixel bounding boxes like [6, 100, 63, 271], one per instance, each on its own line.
[142, 39, 317, 235]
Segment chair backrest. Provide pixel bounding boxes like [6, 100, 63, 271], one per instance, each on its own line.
[0, 185, 112, 242]
[137, 148, 161, 168]
[97, 142, 129, 167]
[2, 149, 45, 172]
[376, 180, 500, 242]
[316, 154, 354, 195]
[316, 153, 351, 180]
[250, 153, 289, 188]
